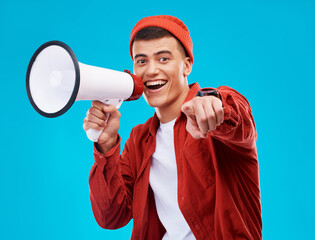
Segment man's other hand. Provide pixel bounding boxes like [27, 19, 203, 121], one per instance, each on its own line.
[181, 96, 224, 139]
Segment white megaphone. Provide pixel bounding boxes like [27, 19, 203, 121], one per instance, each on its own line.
[26, 41, 143, 142]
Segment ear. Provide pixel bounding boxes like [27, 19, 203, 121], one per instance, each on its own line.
[183, 57, 193, 77]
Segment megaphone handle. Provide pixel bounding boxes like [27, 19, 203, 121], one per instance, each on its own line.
[86, 99, 123, 142]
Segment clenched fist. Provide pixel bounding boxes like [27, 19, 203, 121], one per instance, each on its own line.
[83, 100, 121, 154]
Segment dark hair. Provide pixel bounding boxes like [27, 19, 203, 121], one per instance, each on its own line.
[134, 26, 174, 40]
[133, 27, 188, 57]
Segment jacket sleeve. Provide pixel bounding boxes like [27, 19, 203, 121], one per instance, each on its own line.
[89, 135, 134, 229]
[209, 86, 257, 151]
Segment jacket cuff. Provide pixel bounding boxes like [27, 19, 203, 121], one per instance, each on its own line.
[93, 135, 121, 171]
[212, 88, 240, 134]
[218, 89, 232, 122]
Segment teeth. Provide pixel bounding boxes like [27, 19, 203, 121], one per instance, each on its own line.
[146, 80, 167, 87]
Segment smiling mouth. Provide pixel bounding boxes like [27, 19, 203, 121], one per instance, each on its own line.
[145, 80, 167, 90]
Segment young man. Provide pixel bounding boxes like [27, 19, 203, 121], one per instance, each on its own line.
[83, 15, 262, 240]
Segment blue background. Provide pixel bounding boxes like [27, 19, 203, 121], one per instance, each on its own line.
[1, 0, 314, 239]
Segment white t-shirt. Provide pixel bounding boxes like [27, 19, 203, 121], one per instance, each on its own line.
[149, 119, 196, 240]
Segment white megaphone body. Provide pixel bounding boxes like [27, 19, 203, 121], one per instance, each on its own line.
[26, 41, 143, 142]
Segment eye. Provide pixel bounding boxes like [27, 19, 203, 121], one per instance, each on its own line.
[159, 57, 169, 63]
[136, 59, 146, 65]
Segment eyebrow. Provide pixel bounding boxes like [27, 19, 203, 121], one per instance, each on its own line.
[134, 50, 173, 59]
[155, 50, 172, 56]
[134, 54, 147, 59]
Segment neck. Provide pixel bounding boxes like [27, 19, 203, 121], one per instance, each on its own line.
[155, 86, 190, 124]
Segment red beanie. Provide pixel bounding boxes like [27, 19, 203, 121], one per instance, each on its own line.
[130, 15, 194, 63]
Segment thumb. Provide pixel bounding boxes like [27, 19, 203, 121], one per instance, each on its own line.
[102, 105, 121, 124]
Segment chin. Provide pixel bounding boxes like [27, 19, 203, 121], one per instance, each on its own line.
[143, 92, 169, 109]
[146, 100, 161, 108]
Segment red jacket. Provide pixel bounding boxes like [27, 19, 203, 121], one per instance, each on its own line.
[89, 83, 262, 240]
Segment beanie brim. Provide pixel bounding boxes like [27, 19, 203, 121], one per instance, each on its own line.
[130, 15, 193, 63]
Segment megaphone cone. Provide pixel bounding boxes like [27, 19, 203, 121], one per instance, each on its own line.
[26, 41, 143, 141]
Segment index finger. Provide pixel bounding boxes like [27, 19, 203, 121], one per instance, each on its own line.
[181, 101, 194, 117]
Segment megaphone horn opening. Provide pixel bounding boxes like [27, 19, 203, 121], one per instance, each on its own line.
[26, 41, 80, 118]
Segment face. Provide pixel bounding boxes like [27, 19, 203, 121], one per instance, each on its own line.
[132, 37, 192, 111]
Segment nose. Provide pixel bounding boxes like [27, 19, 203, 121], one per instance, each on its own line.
[146, 61, 159, 77]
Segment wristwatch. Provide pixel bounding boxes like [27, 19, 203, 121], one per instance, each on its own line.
[195, 89, 220, 99]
